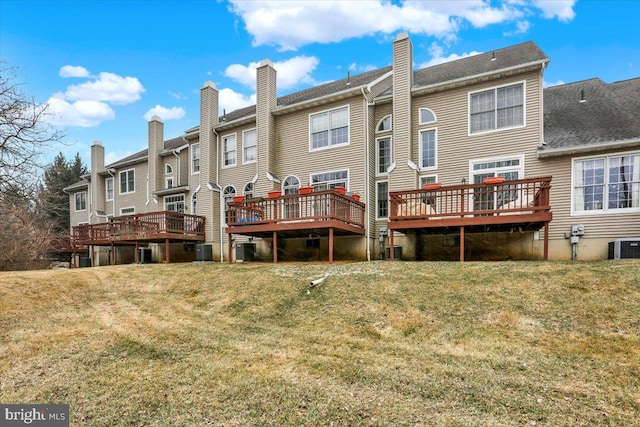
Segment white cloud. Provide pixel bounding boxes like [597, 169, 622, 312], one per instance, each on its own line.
[105, 149, 135, 166]
[504, 20, 531, 36]
[64, 72, 145, 105]
[168, 91, 186, 100]
[419, 42, 482, 68]
[46, 95, 115, 128]
[59, 65, 90, 78]
[533, 0, 576, 22]
[219, 88, 256, 115]
[543, 79, 565, 88]
[224, 55, 319, 90]
[143, 105, 186, 121]
[228, 0, 576, 50]
[348, 62, 377, 73]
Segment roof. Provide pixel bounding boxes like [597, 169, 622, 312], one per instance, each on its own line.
[63, 178, 89, 193]
[542, 77, 640, 152]
[105, 136, 186, 169]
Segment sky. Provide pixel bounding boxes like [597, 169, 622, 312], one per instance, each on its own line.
[1, 0, 639, 168]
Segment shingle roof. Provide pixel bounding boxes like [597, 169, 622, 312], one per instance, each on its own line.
[413, 41, 548, 88]
[542, 77, 640, 151]
[63, 178, 89, 193]
[105, 136, 186, 169]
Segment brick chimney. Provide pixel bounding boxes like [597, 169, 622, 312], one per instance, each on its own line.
[255, 59, 277, 195]
[390, 32, 415, 191]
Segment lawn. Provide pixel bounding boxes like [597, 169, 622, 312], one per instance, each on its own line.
[1, 261, 639, 426]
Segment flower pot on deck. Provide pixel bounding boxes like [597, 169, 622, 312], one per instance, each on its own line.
[233, 195, 246, 203]
[422, 183, 442, 191]
[351, 193, 361, 202]
[483, 177, 506, 185]
[335, 186, 347, 195]
[267, 190, 282, 198]
[299, 186, 313, 195]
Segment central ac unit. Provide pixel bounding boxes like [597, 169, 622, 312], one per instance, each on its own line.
[608, 238, 640, 259]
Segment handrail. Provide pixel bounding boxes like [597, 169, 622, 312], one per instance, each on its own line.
[227, 189, 365, 229]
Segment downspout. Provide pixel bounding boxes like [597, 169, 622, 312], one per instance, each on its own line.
[361, 87, 374, 261]
[173, 149, 181, 187]
[212, 128, 224, 263]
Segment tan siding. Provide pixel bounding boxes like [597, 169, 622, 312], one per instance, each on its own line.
[113, 162, 150, 214]
[390, 35, 414, 192]
[219, 122, 260, 195]
[69, 190, 89, 227]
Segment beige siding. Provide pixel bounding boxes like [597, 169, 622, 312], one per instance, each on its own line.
[219, 122, 260, 195]
[112, 162, 149, 214]
[410, 71, 543, 187]
[69, 190, 90, 227]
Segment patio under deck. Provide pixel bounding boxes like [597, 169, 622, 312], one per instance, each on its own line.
[226, 189, 365, 263]
[71, 211, 205, 264]
[388, 176, 552, 261]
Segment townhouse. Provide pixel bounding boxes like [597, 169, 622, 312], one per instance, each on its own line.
[65, 33, 640, 265]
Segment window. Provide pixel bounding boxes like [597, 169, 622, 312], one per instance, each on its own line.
[420, 175, 438, 187]
[419, 129, 437, 170]
[120, 207, 135, 215]
[310, 106, 349, 150]
[105, 178, 114, 201]
[165, 164, 173, 175]
[573, 153, 640, 214]
[243, 129, 257, 164]
[310, 169, 348, 190]
[191, 192, 197, 215]
[119, 169, 135, 194]
[244, 182, 254, 200]
[223, 186, 236, 224]
[166, 177, 174, 189]
[75, 192, 86, 211]
[283, 176, 300, 195]
[470, 82, 524, 133]
[377, 181, 388, 219]
[376, 115, 391, 133]
[471, 156, 524, 211]
[419, 108, 436, 124]
[223, 134, 237, 167]
[191, 143, 200, 174]
[164, 194, 185, 213]
[376, 136, 392, 175]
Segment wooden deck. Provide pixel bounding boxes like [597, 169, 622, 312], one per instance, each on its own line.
[226, 189, 365, 263]
[71, 211, 205, 263]
[388, 177, 552, 261]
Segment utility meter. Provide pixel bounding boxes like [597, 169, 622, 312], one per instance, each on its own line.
[571, 224, 585, 236]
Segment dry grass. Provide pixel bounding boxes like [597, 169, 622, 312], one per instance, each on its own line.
[1, 261, 639, 426]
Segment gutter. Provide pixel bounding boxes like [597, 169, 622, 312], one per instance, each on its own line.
[212, 128, 224, 263]
[537, 138, 640, 158]
[361, 87, 374, 262]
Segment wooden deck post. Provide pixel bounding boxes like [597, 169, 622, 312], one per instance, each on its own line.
[459, 226, 465, 262]
[273, 231, 278, 264]
[389, 230, 394, 261]
[329, 228, 334, 263]
[135, 241, 139, 264]
[228, 234, 233, 264]
[543, 222, 549, 261]
[165, 238, 170, 263]
[110, 243, 115, 265]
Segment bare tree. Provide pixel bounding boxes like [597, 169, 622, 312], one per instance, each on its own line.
[1, 61, 64, 192]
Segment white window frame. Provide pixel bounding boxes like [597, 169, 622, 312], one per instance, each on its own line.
[164, 194, 185, 213]
[376, 115, 392, 133]
[376, 136, 392, 177]
[74, 191, 86, 212]
[419, 128, 438, 171]
[376, 181, 389, 220]
[166, 177, 174, 189]
[119, 168, 135, 195]
[191, 192, 198, 215]
[469, 154, 525, 183]
[309, 105, 350, 152]
[165, 164, 173, 175]
[222, 133, 237, 169]
[419, 174, 438, 187]
[105, 178, 114, 201]
[309, 168, 349, 191]
[223, 185, 236, 225]
[242, 128, 257, 165]
[418, 108, 437, 125]
[468, 81, 526, 135]
[191, 143, 200, 175]
[282, 175, 301, 195]
[120, 206, 135, 215]
[571, 151, 640, 216]
[243, 182, 254, 199]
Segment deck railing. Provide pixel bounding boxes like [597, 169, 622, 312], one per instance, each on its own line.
[72, 211, 205, 244]
[389, 176, 551, 221]
[227, 190, 365, 229]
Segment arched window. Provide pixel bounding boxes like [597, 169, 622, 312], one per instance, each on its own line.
[223, 185, 236, 224]
[191, 192, 197, 215]
[419, 108, 437, 124]
[165, 164, 173, 175]
[376, 115, 392, 133]
[244, 182, 254, 200]
[282, 175, 300, 195]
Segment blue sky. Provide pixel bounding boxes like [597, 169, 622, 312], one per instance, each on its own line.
[1, 0, 638, 167]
